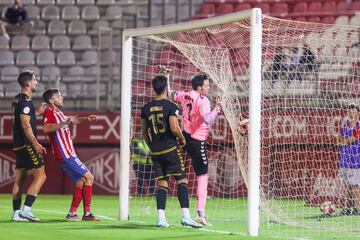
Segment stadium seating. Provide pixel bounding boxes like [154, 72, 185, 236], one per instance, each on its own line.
[48, 20, 66, 35]
[81, 5, 100, 20]
[52, 35, 71, 50]
[26, 5, 40, 20]
[42, 65, 61, 80]
[37, 0, 55, 5]
[254, 3, 270, 14]
[61, 5, 80, 20]
[103, 6, 122, 20]
[11, 35, 30, 50]
[1, 66, 19, 81]
[57, 0, 75, 5]
[234, 3, 251, 12]
[89, 20, 109, 35]
[36, 50, 55, 66]
[350, 1, 360, 10]
[0, 50, 14, 65]
[73, 35, 93, 50]
[271, 3, 289, 15]
[0, 0, 356, 110]
[0, 35, 9, 50]
[216, 4, 234, 15]
[57, 50, 76, 66]
[68, 20, 87, 35]
[62, 66, 85, 82]
[30, 20, 46, 34]
[323, 2, 337, 13]
[337, 1, 350, 12]
[77, 0, 95, 5]
[31, 35, 50, 50]
[16, 50, 35, 66]
[41, 5, 60, 20]
[292, 2, 308, 14]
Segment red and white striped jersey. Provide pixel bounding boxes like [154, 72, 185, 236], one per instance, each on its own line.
[43, 108, 76, 161]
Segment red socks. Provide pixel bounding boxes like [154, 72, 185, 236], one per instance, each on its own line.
[83, 184, 93, 214]
[70, 187, 83, 213]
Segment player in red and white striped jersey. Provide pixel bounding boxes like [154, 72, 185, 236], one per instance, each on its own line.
[42, 88, 100, 221]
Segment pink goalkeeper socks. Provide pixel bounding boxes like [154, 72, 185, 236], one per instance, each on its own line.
[196, 174, 208, 212]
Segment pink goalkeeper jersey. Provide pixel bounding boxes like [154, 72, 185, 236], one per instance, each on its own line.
[173, 90, 219, 141]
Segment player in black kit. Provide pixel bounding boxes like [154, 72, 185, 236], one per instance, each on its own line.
[11, 70, 47, 222]
[141, 75, 201, 228]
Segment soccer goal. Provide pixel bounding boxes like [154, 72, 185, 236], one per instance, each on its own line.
[120, 8, 360, 238]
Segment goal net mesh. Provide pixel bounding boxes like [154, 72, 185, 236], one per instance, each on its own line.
[128, 15, 360, 236]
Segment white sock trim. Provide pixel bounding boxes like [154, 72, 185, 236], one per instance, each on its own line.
[182, 208, 190, 218]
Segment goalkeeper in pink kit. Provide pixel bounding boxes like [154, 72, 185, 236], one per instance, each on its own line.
[171, 73, 221, 226]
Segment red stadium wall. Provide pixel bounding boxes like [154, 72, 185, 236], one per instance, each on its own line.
[0, 110, 347, 204]
[0, 112, 121, 195]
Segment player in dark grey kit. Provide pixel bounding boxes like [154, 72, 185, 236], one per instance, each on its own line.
[11, 70, 47, 222]
[141, 75, 201, 228]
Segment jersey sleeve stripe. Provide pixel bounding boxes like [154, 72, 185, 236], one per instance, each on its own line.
[53, 112, 72, 158]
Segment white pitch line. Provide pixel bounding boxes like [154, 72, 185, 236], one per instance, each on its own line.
[0, 205, 116, 221]
[1, 205, 248, 236]
[5, 205, 347, 239]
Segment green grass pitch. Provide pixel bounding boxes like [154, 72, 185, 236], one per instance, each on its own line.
[0, 194, 358, 240]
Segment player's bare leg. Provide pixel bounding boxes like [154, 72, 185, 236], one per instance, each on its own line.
[156, 179, 170, 228]
[18, 166, 46, 222]
[11, 169, 28, 221]
[81, 172, 100, 221]
[26, 166, 46, 196]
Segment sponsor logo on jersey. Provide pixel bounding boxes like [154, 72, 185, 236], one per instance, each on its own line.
[23, 107, 30, 114]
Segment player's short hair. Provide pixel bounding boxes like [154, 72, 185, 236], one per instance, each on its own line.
[43, 88, 59, 104]
[152, 75, 168, 95]
[191, 74, 208, 90]
[348, 103, 359, 111]
[17, 70, 35, 87]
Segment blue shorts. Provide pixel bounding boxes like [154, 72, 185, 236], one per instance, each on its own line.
[60, 156, 89, 182]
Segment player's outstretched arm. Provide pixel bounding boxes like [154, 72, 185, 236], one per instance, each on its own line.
[43, 120, 70, 133]
[201, 96, 222, 125]
[67, 115, 98, 125]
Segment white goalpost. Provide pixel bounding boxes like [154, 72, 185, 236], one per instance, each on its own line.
[120, 8, 262, 236]
[120, 7, 360, 238]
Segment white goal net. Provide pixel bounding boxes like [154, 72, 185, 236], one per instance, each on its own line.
[121, 10, 360, 237]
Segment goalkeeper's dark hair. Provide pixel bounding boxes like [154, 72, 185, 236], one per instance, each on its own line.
[17, 70, 35, 87]
[43, 88, 59, 104]
[152, 75, 168, 95]
[191, 74, 208, 90]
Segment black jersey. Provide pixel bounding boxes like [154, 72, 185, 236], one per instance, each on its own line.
[141, 99, 179, 154]
[12, 93, 37, 149]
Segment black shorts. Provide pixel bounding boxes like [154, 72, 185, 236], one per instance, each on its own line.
[151, 147, 186, 181]
[15, 144, 44, 170]
[183, 131, 208, 176]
